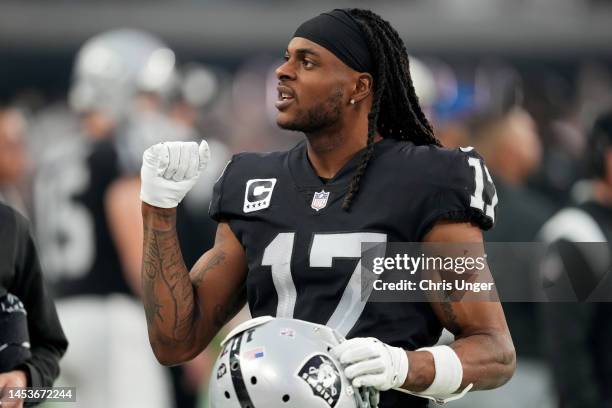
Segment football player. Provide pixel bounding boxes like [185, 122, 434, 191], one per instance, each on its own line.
[539, 111, 612, 406]
[34, 29, 174, 408]
[140, 9, 515, 407]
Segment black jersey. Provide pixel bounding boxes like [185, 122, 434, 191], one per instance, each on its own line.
[0, 202, 68, 388]
[210, 138, 496, 407]
[35, 139, 130, 298]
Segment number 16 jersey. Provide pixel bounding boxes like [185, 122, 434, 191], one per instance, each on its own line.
[209, 138, 496, 350]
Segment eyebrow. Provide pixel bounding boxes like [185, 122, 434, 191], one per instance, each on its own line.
[285, 48, 320, 58]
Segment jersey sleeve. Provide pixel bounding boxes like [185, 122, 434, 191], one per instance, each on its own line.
[416, 146, 498, 239]
[209, 154, 248, 222]
[208, 157, 234, 222]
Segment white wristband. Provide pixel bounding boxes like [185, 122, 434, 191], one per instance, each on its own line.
[393, 345, 472, 404]
[417, 345, 463, 396]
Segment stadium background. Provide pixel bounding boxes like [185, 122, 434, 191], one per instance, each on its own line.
[1, 0, 611, 407]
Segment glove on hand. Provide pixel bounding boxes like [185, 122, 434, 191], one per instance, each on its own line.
[140, 140, 210, 208]
[331, 337, 409, 391]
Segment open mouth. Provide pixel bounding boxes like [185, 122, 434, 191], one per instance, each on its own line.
[275, 86, 295, 110]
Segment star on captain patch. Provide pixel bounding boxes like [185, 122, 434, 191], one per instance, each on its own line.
[311, 190, 330, 211]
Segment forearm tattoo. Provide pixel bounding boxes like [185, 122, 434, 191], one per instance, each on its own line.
[142, 211, 195, 344]
[441, 301, 461, 334]
[192, 252, 226, 288]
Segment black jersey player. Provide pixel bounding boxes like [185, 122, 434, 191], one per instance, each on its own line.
[140, 9, 515, 407]
[35, 135, 130, 298]
[538, 112, 612, 407]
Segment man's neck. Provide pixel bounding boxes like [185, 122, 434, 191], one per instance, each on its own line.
[304, 119, 380, 179]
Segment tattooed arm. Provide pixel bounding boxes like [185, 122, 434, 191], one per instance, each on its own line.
[142, 203, 247, 366]
[401, 221, 515, 392]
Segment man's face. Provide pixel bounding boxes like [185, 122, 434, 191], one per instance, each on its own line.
[275, 37, 354, 133]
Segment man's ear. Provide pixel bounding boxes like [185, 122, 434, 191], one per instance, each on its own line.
[350, 73, 373, 104]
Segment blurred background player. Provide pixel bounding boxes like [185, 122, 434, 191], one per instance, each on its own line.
[473, 107, 553, 242]
[32, 29, 176, 408]
[538, 111, 612, 408]
[452, 107, 556, 408]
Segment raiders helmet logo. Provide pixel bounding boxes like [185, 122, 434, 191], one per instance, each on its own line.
[297, 354, 342, 407]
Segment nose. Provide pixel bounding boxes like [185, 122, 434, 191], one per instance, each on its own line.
[275, 60, 296, 81]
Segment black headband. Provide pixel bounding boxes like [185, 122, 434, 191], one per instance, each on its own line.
[293, 9, 372, 74]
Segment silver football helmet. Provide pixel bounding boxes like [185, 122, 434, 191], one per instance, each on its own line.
[69, 28, 176, 118]
[209, 316, 379, 408]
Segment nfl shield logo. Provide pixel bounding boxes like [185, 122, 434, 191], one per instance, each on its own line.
[311, 190, 330, 211]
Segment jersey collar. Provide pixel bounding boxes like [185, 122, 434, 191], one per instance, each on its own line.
[286, 138, 394, 190]
[286, 140, 354, 190]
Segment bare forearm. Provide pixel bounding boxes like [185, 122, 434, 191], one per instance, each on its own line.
[403, 332, 515, 392]
[415, 223, 515, 393]
[142, 203, 198, 363]
[451, 332, 516, 390]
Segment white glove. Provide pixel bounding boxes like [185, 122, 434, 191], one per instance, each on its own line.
[331, 337, 409, 391]
[140, 140, 210, 208]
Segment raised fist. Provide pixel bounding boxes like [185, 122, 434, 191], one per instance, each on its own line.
[140, 140, 210, 208]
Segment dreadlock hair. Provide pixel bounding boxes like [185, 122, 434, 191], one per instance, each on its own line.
[341, 9, 441, 211]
